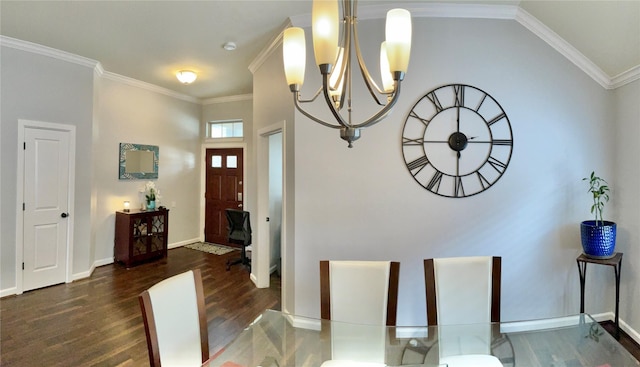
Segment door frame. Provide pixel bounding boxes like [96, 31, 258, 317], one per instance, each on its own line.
[16, 119, 76, 294]
[199, 141, 247, 244]
[256, 121, 288, 298]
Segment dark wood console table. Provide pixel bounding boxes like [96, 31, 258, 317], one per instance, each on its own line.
[115, 208, 169, 267]
[576, 252, 623, 339]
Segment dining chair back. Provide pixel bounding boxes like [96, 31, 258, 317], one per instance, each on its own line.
[320, 260, 399, 366]
[320, 260, 400, 325]
[424, 256, 501, 326]
[139, 269, 209, 367]
[423, 256, 504, 367]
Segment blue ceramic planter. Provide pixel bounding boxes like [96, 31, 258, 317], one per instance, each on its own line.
[580, 220, 616, 259]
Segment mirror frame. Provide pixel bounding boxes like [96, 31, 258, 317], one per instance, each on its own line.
[119, 143, 159, 180]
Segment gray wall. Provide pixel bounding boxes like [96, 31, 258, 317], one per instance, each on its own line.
[613, 79, 640, 333]
[1, 45, 95, 289]
[1, 42, 203, 293]
[93, 77, 202, 262]
[252, 44, 297, 313]
[265, 17, 626, 326]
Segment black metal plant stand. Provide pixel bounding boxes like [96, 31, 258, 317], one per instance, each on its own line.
[576, 252, 623, 339]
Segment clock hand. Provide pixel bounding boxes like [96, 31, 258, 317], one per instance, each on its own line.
[456, 107, 460, 132]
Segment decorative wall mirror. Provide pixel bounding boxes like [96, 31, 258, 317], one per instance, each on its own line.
[119, 143, 159, 180]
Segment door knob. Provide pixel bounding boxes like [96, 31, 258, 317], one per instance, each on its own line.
[61, 212, 69, 218]
[238, 204, 243, 208]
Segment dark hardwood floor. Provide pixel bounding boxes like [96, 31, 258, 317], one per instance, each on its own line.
[1, 247, 638, 366]
[0, 247, 280, 367]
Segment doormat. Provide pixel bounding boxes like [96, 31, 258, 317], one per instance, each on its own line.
[184, 242, 237, 255]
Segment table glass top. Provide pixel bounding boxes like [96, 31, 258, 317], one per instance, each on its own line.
[205, 310, 639, 367]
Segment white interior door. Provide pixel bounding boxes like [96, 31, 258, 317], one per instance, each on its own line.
[22, 126, 71, 291]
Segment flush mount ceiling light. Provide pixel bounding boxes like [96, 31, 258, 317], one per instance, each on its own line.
[223, 42, 237, 51]
[283, 0, 412, 147]
[176, 70, 197, 84]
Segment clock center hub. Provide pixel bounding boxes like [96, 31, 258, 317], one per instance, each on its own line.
[448, 132, 468, 151]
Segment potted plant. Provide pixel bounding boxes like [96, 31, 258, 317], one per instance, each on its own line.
[580, 171, 616, 258]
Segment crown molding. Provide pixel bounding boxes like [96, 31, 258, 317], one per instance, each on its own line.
[611, 65, 640, 89]
[202, 94, 253, 105]
[514, 8, 611, 89]
[249, 19, 292, 75]
[102, 71, 201, 104]
[261, 3, 639, 91]
[1, 35, 202, 103]
[0, 35, 98, 70]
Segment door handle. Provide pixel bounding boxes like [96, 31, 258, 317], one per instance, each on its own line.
[238, 204, 243, 208]
[61, 212, 69, 218]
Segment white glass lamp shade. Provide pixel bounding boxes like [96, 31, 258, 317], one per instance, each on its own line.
[123, 201, 130, 212]
[283, 27, 307, 86]
[176, 70, 197, 84]
[312, 0, 339, 68]
[380, 43, 394, 93]
[329, 47, 345, 99]
[385, 9, 412, 73]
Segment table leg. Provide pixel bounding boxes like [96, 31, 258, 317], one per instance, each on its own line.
[614, 258, 622, 340]
[577, 260, 587, 313]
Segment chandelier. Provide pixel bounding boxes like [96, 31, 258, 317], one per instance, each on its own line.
[283, 0, 412, 147]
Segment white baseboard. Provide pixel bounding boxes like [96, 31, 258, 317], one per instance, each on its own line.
[71, 256, 114, 281]
[169, 237, 199, 249]
[500, 312, 614, 333]
[0, 287, 18, 298]
[620, 317, 640, 346]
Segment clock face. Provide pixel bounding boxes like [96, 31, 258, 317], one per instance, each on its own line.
[402, 84, 513, 198]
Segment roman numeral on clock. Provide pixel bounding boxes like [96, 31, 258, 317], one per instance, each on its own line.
[492, 139, 512, 146]
[487, 156, 508, 173]
[407, 155, 429, 172]
[454, 85, 465, 107]
[402, 137, 425, 146]
[454, 176, 465, 197]
[426, 92, 444, 112]
[427, 170, 443, 192]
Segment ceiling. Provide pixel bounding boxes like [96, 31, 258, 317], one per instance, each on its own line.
[1, 1, 638, 100]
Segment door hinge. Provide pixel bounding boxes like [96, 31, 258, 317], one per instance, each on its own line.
[23, 142, 26, 150]
[22, 262, 25, 270]
[23, 203, 25, 211]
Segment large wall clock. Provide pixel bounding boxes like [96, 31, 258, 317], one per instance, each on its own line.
[402, 84, 513, 198]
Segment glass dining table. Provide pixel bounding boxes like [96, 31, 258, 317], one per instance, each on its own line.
[204, 310, 639, 367]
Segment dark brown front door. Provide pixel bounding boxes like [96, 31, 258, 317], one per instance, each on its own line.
[205, 148, 243, 245]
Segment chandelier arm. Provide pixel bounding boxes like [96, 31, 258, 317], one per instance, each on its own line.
[334, 18, 351, 112]
[352, 16, 388, 105]
[296, 86, 324, 104]
[293, 93, 343, 129]
[321, 72, 351, 128]
[351, 80, 402, 129]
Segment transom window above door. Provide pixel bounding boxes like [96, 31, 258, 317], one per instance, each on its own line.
[208, 119, 243, 139]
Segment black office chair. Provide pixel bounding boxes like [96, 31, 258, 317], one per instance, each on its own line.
[225, 209, 252, 271]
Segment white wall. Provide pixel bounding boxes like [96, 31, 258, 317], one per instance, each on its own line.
[614, 79, 640, 333]
[1, 43, 95, 290]
[1, 40, 203, 294]
[93, 77, 202, 263]
[285, 17, 618, 326]
[252, 46, 296, 313]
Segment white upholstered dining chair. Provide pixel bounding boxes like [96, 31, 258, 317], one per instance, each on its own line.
[423, 256, 504, 367]
[319, 260, 400, 366]
[320, 260, 400, 325]
[139, 269, 209, 367]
